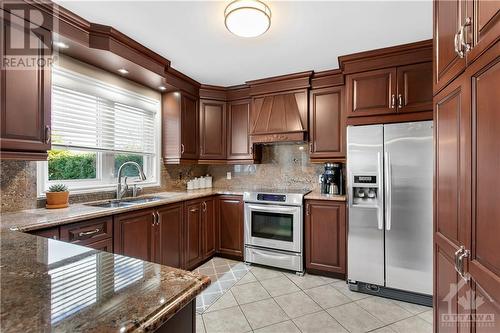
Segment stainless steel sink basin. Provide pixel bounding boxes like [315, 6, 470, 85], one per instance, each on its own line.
[85, 196, 163, 208]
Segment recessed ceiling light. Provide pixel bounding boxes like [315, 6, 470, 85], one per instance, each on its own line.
[159, 86, 167, 91]
[225, 0, 271, 38]
[117, 68, 129, 75]
[53, 41, 69, 49]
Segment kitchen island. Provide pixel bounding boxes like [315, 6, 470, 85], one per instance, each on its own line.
[0, 229, 210, 333]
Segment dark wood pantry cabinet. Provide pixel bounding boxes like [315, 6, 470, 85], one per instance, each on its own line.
[433, 0, 499, 329]
[0, 13, 52, 160]
[216, 195, 244, 260]
[305, 200, 346, 277]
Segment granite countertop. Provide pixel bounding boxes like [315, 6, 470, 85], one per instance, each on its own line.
[304, 191, 347, 202]
[1, 189, 244, 232]
[0, 229, 210, 333]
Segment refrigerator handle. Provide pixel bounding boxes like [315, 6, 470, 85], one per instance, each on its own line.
[377, 152, 384, 230]
[385, 152, 392, 231]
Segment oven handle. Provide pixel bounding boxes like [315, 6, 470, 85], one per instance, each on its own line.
[245, 203, 300, 213]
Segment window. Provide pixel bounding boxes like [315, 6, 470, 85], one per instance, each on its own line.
[37, 66, 161, 195]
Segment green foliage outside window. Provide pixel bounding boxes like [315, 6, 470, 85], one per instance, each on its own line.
[48, 150, 96, 180]
[114, 154, 144, 177]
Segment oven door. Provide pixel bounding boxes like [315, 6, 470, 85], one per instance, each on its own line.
[244, 203, 302, 253]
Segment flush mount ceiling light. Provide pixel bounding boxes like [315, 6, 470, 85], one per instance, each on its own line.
[117, 68, 129, 75]
[224, 0, 271, 38]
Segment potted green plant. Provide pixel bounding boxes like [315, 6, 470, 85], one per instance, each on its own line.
[46, 184, 69, 209]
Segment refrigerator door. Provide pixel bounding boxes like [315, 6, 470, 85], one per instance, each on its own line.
[384, 121, 433, 295]
[347, 125, 384, 286]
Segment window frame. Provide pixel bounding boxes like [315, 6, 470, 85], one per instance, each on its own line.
[37, 71, 162, 198]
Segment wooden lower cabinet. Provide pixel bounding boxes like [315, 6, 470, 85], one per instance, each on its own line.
[185, 200, 204, 270]
[305, 200, 346, 276]
[114, 209, 155, 262]
[216, 195, 244, 260]
[156, 203, 184, 268]
[29, 226, 60, 240]
[203, 197, 216, 259]
[86, 238, 113, 252]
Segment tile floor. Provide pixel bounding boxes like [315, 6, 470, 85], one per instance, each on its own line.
[194, 257, 433, 333]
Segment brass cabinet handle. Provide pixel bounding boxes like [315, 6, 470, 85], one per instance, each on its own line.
[45, 126, 51, 144]
[309, 142, 313, 153]
[202, 202, 207, 212]
[390, 94, 396, 109]
[78, 228, 100, 237]
[454, 30, 463, 58]
[306, 204, 311, 216]
[397, 94, 403, 109]
[181, 144, 185, 155]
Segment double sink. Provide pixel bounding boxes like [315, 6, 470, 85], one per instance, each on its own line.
[85, 196, 163, 208]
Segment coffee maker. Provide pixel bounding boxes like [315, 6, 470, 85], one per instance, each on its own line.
[320, 163, 344, 195]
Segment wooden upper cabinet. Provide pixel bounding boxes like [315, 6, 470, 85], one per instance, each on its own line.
[309, 87, 345, 160]
[199, 99, 226, 160]
[162, 92, 199, 163]
[227, 99, 253, 161]
[467, 0, 499, 66]
[1, 14, 52, 160]
[181, 94, 199, 160]
[433, 0, 467, 93]
[114, 209, 154, 262]
[305, 200, 346, 275]
[346, 68, 397, 117]
[157, 203, 184, 269]
[396, 62, 433, 113]
[216, 195, 244, 259]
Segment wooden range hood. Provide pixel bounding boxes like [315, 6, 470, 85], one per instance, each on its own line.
[248, 71, 312, 144]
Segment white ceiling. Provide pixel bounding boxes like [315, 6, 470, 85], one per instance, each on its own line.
[55, 1, 433, 86]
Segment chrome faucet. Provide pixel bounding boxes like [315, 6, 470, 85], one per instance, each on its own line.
[116, 161, 147, 200]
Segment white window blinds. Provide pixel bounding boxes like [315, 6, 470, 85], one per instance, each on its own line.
[51, 67, 159, 155]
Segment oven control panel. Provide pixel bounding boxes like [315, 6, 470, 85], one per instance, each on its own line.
[257, 194, 287, 202]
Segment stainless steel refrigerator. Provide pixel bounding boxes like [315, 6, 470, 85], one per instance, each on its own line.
[346, 121, 433, 306]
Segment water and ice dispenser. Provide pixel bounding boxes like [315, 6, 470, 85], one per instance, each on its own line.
[351, 175, 379, 207]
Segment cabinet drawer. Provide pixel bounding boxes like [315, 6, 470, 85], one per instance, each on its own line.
[60, 217, 112, 246]
[86, 238, 113, 253]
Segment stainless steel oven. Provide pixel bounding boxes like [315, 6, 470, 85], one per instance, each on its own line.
[243, 189, 309, 273]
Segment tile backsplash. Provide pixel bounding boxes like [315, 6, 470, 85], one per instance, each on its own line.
[0, 143, 325, 213]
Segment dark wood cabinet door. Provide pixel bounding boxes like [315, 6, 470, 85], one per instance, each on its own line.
[469, 44, 500, 319]
[86, 238, 113, 253]
[199, 100, 226, 160]
[396, 62, 433, 113]
[216, 195, 244, 259]
[227, 100, 253, 160]
[346, 68, 397, 117]
[1, 16, 51, 158]
[433, 0, 467, 93]
[157, 203, 184, 269]
[467, 0, 499, 65]
[181, 94, 199, 160]
[30, 227, 60, 240]
[202, 198, 216, 259]
[305, 200, 346, 275]
[309, 87, 345, 159]
[434, 71, 472, 331]
[114, 209, 154, 262]
[185, 201, 203, 269]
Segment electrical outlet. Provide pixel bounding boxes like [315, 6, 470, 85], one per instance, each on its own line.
[226, 172, 232, 180]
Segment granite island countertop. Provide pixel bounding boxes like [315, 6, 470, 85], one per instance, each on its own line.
[0, 229, 210, 333]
